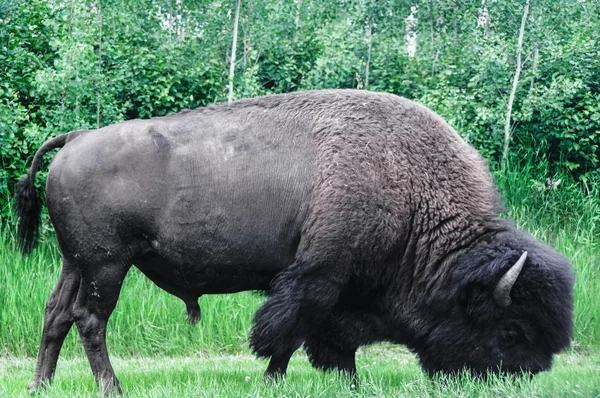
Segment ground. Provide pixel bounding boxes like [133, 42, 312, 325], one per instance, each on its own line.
[2, 345, 599, 397]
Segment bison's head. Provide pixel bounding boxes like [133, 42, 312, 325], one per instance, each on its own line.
[413, 227, 574, 378]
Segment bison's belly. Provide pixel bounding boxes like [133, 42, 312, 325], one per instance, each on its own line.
[134, 250, 276, 295]
[146, 185, 307, 294]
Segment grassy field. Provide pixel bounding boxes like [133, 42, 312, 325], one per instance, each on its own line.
[1, 166, 600, 396]
[2, 348, 599, 397]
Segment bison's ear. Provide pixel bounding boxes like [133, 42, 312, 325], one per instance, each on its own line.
[493, 251, 527, 308]
[457, 250, 527, 319]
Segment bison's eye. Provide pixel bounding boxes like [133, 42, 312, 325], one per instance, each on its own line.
[502, 326, 526, 345]
[503, 329, 519, 342]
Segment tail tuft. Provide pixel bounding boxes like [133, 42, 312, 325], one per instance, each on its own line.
[15, 175, 42, 254]
[13, 133, 69, 254]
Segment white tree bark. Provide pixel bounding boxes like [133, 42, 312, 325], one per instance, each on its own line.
[168, 0, 173, 46]
[96, 0, 103, 128]
[365, 20, 373, 89]
[530, 43, 539, 93]
[405, 5, 418, 57]
[295, 0, 303, 31]
[228, 0, 241, 103]
[502, 0, 529, 172]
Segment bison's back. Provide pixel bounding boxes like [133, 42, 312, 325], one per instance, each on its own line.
[46, 108, 316, 272]
[45, 90, 500, 293]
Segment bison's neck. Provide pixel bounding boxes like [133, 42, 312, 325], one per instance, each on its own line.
[375, 217, 507, 344]
[381, 211, 507, 305]
[415, 216, 504, 291]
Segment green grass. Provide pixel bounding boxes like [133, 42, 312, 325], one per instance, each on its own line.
[1, 163, 600, 396]
[0, 230, 265, 357]
[497, 162, 600, 349]
[1, 347, 599, 397]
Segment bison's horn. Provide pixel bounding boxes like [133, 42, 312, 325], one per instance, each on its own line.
[493, 251, 528, 308]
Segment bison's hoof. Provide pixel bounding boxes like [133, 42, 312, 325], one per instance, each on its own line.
[27, 379, 46, 394]
[263, 370, 286, 383]
[186, 302, 201, 325]
[99, 380, 123, 396]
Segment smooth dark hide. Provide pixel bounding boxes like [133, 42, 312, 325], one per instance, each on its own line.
[16, 90, 573, 394]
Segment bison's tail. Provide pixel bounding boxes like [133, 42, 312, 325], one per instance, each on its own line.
[15, 134, 69, 254]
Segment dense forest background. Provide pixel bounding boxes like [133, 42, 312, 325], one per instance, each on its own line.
[1, 0, 599, 216]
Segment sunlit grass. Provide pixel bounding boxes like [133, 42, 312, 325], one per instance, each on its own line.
[1, 348, 598, 397]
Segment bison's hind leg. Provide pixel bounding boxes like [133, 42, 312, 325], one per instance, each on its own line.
[28, 259, 80, 393]
[72, 259, 131, 395]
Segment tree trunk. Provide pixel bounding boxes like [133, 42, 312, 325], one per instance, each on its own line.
[453, 1, 460, 54]
[529, 43, 539, 93]
[478, 0, 490, 36]
[168, 0, 173, 47]
[96, 0, 103, 129]
[228, 0, 241, 103]
[428, 0, 435, 44]
[405, 5, 418, 57]
[75, 69, 80, 116]
[365, 20, 373, 89]
[243, 29, 247, 69]
[177, 0, 184, 42]
[294, 0, 303, 40]
[429, 0, 437, 74]
[502, 0, 530, 172]
[432, 49, 439, 75]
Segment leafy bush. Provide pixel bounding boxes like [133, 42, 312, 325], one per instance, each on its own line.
[1, 0, 599, 221]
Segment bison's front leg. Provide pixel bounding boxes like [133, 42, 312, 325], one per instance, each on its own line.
[263, 339, 303, 381]
[304, 310, 384, 380]
[261, 309, 378, 380]
[305, 338, 358, 379]
[72, 261, 131, 395]
[250, 260, 348, 363]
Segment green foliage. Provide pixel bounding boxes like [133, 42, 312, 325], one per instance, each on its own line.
[2, 0, 599, 207]
[301, 17, 366, 89]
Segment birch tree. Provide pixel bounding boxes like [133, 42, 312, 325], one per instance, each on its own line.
[502, 0, 530, 172]
[228, 0, 241, 103]
[96, 0, 103, 128]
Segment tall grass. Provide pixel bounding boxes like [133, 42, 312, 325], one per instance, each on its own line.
[0, 225, 265, 357]
[1, 159, 599, 358]
[496, 159, 600, 349]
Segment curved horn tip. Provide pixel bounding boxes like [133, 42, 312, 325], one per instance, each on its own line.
[493, 251, 528, 308]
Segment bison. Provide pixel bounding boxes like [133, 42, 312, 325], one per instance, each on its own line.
[16, 90, 573, 394]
